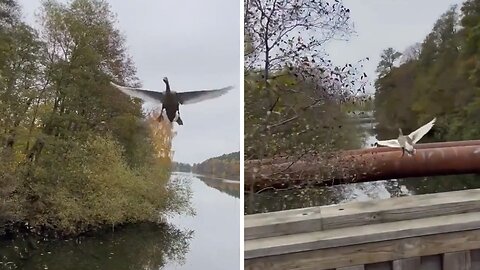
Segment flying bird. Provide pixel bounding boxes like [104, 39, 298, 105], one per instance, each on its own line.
[110, 77, 233, 125]
[376, 118, 436, 156]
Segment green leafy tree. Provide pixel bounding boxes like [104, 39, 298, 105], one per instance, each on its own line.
[375, 48, 402, 78]
[375, 3, 480, 142]
[244, 0, 370, 187]
[192, 152, 240, 180]
[0, 0, 192, 237]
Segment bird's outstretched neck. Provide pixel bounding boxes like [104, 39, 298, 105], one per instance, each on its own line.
[163, 77, 171, 93]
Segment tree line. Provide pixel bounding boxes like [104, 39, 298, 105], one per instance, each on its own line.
[172, 152, 240, 180]
[192, 152, 240, 180]
[375, 1, 480, 141]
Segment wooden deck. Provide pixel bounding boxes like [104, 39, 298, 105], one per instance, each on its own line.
[245, 189, 480, 269]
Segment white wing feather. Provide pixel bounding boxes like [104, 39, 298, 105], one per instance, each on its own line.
[110, 82, 164, 104]
[376, 139, 401, 148]
[408, 118, 436, 144]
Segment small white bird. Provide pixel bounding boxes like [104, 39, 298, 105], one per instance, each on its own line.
[376, 118, 436, 156]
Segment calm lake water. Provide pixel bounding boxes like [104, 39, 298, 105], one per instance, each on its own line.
[0, 173, 240, 269]
[166, 173, 239, 270]
[245, 115, 480, 214]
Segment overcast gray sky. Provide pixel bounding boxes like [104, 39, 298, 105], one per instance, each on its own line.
[326, 0, 464, 94]
[18, 0, 240, 164]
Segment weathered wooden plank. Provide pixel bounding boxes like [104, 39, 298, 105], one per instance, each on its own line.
[443, 251, 471, 270]
[321, 189, 480, 231]
[365, 262, 391, 270]
[421, 255, 441, 270]
[246, 212, 480, 259]
[338, 266, 365, 270]
[392, 257, 420, 270]
[245, 229, 480, 270]
[471, 249, 480, 269]
[245, 189, 480, 240]
[245, 206, 322, 240]
[245, 205, 319, 226]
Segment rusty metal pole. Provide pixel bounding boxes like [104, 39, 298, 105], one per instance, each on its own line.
[342, 144, 480, 183]
[345, 140, 480, 155]
[245, 140, 480, 192]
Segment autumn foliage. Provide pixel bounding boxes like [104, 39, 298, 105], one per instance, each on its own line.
[0, 0, 190, 237]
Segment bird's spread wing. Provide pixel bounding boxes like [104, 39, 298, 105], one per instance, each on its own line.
[408, 118, 436, 144]
[110, 82, 165, 104]
[376, 139, 401, 148]
[176, 86, 233, 105]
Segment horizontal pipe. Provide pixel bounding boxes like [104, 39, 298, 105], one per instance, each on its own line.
[343, 145, 480, 182]
[246, 140, 480, 167]
[346, 139, 480, 155]
[245, 141, 480, 192]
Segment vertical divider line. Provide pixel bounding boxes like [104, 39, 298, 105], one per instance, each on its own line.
[240, 0, 246, 268]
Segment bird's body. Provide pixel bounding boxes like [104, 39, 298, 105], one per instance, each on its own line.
[397, 129, 415, 156]
[110, 77, 232, 125]
[376, 118, 436, 156]
[160, 84, 182, 124]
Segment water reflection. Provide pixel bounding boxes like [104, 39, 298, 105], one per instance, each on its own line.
[0, 223, 192, 270]
[245, 113, 480, 214]
[245, 174, 480, 214]
[1, 172, 242, 270]
[244, 180, 405, 214]
[167, 173, 239, 270]
[197, 176, 240, 198]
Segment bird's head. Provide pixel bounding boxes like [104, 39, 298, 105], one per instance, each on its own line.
[163, 77, 170, 92]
